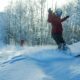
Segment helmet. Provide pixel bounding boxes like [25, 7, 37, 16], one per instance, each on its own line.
[55, 8, 62, 17]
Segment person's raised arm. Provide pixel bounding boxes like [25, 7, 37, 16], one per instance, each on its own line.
[61, 16, 69, 22]
[47, 8, 53, 23]
[47, 14, 52, 23]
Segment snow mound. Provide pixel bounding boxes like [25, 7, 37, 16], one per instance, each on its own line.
[0, 59, 45, 80]
[28, 49, 73, 62]
[0, 42, 80, 80]
[70, 42, 80, 54]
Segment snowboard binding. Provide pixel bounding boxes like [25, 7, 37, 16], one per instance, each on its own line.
[58, 43, 70, 51]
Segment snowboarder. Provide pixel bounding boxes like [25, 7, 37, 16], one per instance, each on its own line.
[47, 8, 69, 50]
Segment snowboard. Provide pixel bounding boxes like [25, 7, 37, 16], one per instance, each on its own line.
[57, 47, 80, 58]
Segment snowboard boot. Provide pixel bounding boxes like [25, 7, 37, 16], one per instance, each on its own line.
[58, 43, 68, 50]
[62, 43, 69, 50]
[58, 43, 62, 50]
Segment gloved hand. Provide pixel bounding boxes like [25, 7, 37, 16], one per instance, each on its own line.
[66, 16, 69, 18]
[48, 8, 52, 14]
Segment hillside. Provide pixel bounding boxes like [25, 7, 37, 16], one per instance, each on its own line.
[0, 42, 80, 80]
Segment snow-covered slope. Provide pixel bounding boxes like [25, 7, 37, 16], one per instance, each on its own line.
[0, 42, 80, 80]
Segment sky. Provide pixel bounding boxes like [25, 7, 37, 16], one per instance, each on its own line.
[0, 0, 11, 12]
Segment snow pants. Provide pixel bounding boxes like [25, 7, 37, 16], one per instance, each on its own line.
[51, 32, 65, 46]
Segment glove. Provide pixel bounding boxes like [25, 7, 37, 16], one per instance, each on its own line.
[48, 8, 52, 13]
[66, 16, 69, 18]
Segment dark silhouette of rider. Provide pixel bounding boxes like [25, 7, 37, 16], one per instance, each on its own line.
[48, 8, 69, 50]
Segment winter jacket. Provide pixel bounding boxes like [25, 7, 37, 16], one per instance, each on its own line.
[48, 13, 69, 34]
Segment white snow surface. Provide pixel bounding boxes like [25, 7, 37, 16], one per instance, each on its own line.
[0, 42, 80, 80]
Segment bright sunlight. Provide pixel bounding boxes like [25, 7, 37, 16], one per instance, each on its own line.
[0, 0, 11, 11]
